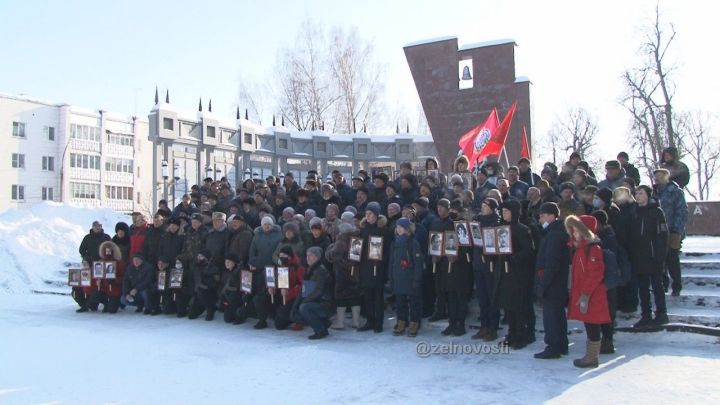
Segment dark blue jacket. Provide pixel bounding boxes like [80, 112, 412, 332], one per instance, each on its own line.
[123, 260, 155, 294]
[389, 235, 424, 296]
[534, 219, 570, 302]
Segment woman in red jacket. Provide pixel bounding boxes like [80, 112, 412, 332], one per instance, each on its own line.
[565, 215, 610, 368]
[255, 245, 305, 330]
[87, 241, 126, 313]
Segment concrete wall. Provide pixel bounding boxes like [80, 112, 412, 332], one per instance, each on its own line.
[687, 201, 720, 236]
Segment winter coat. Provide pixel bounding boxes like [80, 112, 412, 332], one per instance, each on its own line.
[226, 226, 253, 268]
[473, 181, 498, 209]
[389, 235, 424, 296]
[79, 229, 111, 263]
[142, 224, 166, 267]
[660, 147, 690, 189]
[280, 255, 305, 303]
[98, 241, 125, 298]
[535, 219, 570, 303]
[191, 260, 221, 291]
[272, 236, 305, 265]
[205, 224, 230, 266]
[325, 229, 362, 301]
[171, 202, 198, 220]
[558, 199, 585, 219]
[472, 212, 501, 279]
[496, 205, 535, 312]
[654, 182, 688, 235]
[301, 261, 332, 305]
[112, 234, 131, 263]
[129, 223, 148, 259]
[622, 163, 641, 186]
[614, 201, 636, 250]
[157, 229, 185, 264]
[180, 225, 207, 266]
[509, 180, 530, 200]
[629, 200, 669, 275]
[567, 238, 610, 325]
[219, 263, 242, 300]
[597, 175, 626, 191]
[248, 225, 283, 291]
[122, 259, 154, 294]
[359, 215, 393, 289]
[519, 170, 541, 187]
[305, 233, 331, 268]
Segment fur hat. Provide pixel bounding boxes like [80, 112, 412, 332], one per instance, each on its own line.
[338, 222, 355, 235]
[261, 216, 275, 226]
[539, 202, 560, 217]
[98, 241, 122, 261]
[596, 188, 613, 206]
[559, 182, 576, 193]
[341, 211, 356, 223]
[309, 217, 323, 230]
[283, 221, 300, 236]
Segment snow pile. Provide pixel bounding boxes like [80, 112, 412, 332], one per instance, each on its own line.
[0, 202, 129, 294]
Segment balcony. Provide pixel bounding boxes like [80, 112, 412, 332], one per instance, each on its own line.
[104, 171, 134, 185]
[104, 143, 134, 157]
[69, 198, 101, 208]
[69, 168, 101, 182]
[70, 139, 101, 153]
[104, 199, 134, 212]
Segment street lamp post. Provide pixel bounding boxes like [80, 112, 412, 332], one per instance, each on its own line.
[161, 160, 169, 203]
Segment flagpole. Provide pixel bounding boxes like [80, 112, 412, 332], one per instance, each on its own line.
[502, 146, 510, 170]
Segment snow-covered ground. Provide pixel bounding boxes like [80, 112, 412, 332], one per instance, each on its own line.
[0, 294, 718, 404]
[2, 203, 720, 404]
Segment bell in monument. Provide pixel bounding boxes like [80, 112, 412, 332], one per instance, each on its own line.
[461, 65, 472, 80]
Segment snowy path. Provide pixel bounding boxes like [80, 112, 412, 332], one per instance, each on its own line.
[1, 294, 719, 404]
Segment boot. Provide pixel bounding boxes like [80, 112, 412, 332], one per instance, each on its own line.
[331, 307, 346, 330]
[573, 340, 601, 368]
[452, 321, 466, 336]
[357, 322, 374, 332]
[441, 321, 455, 336]
[393, 320, 407, 336]
[408, 321, 419, 337]
[76, 307, 88, 313]
[633, 314, 652, 328]
[471, 327, 489, 340]
[534, 346, 562, 359]
[600, 338, 615, 354]
[254, 319, 268, 329]
[351, 306, 361, 329]
[482, 328, 498, 342]
[650, 312, 669, 326]
[205, 310, 215, 321]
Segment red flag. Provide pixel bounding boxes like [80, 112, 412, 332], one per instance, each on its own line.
[457, 109, 499, 169]
[521, 126, 530, 159]
[475, 101, 517, 163]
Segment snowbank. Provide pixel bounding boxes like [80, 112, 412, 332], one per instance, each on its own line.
[0, 202, 129, 294]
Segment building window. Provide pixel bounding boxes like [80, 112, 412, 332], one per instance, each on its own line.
[45, 126, 55, 141]
[107, 133, 133, 146]
[105, 185, 133, 200]
[279, 139, 288, 149]
[12, 122, 26, 138]
[399, 144, 410, 154]
[358, 144, 368, 154]
[206, 126, 216, 138]
[70, 124, 101, 142]
[12, 153, 25, 168]
[42, 187, 54, 201]
[70, 182, 100, 199]
[70, 153, 101, 170]
[244, 133, 252, 144]
[137, 191, 141, 204]
[163, 118, 174, 130]
[11, 185, 25, 200]
[317, 142, 327, 152]
[42, 156, 55, 171]
[105, 157, 134, 173]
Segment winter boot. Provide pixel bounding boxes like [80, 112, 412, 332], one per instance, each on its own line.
[308, 330, 329, 340]
[633, 314, 652, 328]
[600, 338, 615, 354]
[429, 310, 448, 322]
[76, 307, 89, 313]
[452, 321, 466, 336]
[534, 346, 562, 359]
[393, 320, 407, 336]
[650, 312, 669, 326]
[331, 307, 346, 330]
[471, 327, 489, 340]
[357, 322, 374, 332]
[351, 305, 361, 329]
[573, 340, 601, 368]
[254, 319, 268, 329]
[483, 328, 498, 342]
[441, 321, 455, 336]
[408, 321, 419, 337]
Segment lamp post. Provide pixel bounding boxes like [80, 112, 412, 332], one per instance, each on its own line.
[244, 168, 251, 180]
[161, 160, 169, 203]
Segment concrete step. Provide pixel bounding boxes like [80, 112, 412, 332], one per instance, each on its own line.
[681, 270, 720, 287]
[617, 307, 720, 328]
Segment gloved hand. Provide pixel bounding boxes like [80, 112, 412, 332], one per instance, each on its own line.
[669, 233, 682, 250]
[577, 293, 590, 314]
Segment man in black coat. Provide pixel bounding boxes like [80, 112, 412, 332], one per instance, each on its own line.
[76, 221, 111, 311]
[617, 152, 641, 186]
[357, 202, 392, 333]
[295, 247, 333, 339]
[121, 253, 155, 313]
[534, 203, 571, 359]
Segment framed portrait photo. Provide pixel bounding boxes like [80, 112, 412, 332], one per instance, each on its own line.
[265, 266, 276, 288]
[496, 225, 513, 255]
[349, 236, 363, 262]
[104, 261, 117, 280]
[427, 169, 439, 182]
[368, 236, 384, 261]
[68, 269, 81, 287]
[428, 231, 444, 257]
[483, 227, 497, 255]
[80, 269, 92, 287]
[414, 169, 427, 180]
[276, 267, 290, 289]
[169, 268, 183, 289]
[157, 270, 167, 291]
[241, 270, 253, 293]
[443, 231, 458, 257]
[461, 172, 474, 190]
[454, 221, 472, 246]
[92, 262, 104, 279]
[470, 222, 483, 247]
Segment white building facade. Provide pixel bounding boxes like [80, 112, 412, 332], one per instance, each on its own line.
[0, 94, 153, 214]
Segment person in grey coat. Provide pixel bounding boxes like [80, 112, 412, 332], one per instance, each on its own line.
[389, 218, 424, 337]
[247, 216, 283, 324]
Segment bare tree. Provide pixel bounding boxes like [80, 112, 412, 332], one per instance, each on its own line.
[328, 26, 384, 133]
[679, 111, 719, 200]
[621, 2, 682, 178]
[237, 78, 267, 123]
[544, 106, 600, 167]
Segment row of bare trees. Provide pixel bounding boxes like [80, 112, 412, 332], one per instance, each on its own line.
[543, 3, 718, 200]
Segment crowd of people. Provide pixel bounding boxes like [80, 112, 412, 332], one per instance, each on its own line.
[73, 146, 689, 368]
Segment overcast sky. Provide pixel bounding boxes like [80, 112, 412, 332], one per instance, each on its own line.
[1, 0, 717, 169]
